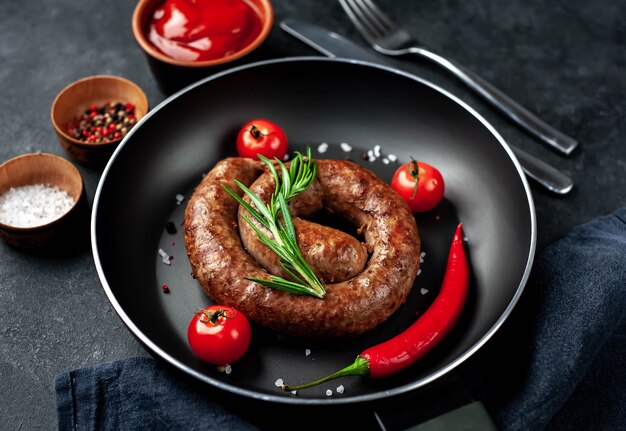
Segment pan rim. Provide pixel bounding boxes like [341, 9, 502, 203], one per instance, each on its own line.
[91, 56, 536, 405]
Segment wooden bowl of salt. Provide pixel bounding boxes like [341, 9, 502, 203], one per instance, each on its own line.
[0, 153, 88, 251]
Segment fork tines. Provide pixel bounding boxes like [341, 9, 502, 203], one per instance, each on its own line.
[339, 0, 396, 41]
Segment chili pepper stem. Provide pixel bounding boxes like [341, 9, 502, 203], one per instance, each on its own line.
[282, 355, 370, 391]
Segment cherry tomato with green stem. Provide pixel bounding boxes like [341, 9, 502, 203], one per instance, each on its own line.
[187, 305, 251, 365]
[391, 158, 445, 212]
[236, 119, 288, 160]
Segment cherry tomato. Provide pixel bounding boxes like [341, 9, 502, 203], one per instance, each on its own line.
[236, 119, 288, 160]
[187, 305, 251, 365]
[391, 159, 445, 212]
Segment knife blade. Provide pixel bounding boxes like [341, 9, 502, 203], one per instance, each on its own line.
[279, 19, 574, 195]
[280, 19, 385, 64]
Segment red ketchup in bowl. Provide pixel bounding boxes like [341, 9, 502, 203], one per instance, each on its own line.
[148, 0, 263, 62]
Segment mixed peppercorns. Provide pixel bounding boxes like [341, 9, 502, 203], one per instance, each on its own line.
[65, 101, 137, 144]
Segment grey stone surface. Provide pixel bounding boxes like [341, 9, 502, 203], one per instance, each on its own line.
[0, 0, 625, 429]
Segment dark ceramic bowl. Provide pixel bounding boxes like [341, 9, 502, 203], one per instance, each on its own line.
[51, 75, 149, 168]
[0, 153, 88, 251]
[132, 0, 274, 94]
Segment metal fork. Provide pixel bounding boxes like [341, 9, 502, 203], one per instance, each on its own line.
[339, 0, 579, 156]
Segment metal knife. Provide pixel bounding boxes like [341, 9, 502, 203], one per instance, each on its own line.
[280, 19, 574, 195]
[281, 19, 385, 63]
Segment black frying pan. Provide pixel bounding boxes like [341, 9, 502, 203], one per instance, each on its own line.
[92, 57, 535, 404]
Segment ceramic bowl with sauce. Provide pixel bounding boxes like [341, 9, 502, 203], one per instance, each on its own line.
[132, 0, 274, 94]
[0, 153, 89, 252]
[51, 75, 149, 168]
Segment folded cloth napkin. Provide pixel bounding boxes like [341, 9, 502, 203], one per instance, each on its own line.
[55, 208, 626, 431]
[461, 207, 626, 430]
[55, 356, 259, 431]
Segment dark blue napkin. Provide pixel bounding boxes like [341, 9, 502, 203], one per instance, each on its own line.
[461, 207, 626, 430]
[55, 208, 626, 431]
[55, 356, 259, 431]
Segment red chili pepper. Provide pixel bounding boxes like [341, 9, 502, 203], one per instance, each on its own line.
[282, 223, 469, 391]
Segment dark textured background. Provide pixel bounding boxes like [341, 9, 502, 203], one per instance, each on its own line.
[1, 0, 624, 429]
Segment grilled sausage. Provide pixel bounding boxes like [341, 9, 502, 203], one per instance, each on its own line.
[184, 157, 420, 338]
[238, 169, 368, 283]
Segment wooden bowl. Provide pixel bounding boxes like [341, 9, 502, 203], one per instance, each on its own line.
[132, 0, 274, 94]
[51, 75, 149, 168]
[0, 153, 88, 251]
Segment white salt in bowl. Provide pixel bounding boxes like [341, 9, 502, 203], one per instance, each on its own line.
[0, 153, 88, 251]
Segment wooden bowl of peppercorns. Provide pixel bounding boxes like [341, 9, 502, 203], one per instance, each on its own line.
[51, 75, 149, 168]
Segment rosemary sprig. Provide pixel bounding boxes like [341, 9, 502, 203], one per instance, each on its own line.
[222, 148, 326, 298]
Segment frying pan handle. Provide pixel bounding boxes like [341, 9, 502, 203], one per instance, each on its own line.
[370, 374, 496, 430]
[374, 401, 497, 430]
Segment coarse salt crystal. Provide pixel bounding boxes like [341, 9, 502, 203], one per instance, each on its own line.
[158, 248, 171, 265]
[318, 143, 328, 153]
[417, 268, 422, 276]
[0, 184, 74, 228]
[291, 390, 297, 395]
[420, 288, 429, 295]
[366, 149, 376, 162]
[336, 385, 345, 394]
[373, 145, 381, 157]
[387, 154, 397, 162]
[326, 389, 333, 396]
[274, 378, 284, 387]
[340, 142, 352, 152]
[175, 193, 185, 205]
[305, 349, 311, 356]
[224, 364, 232, 374]
[382, 158, 390, 165]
